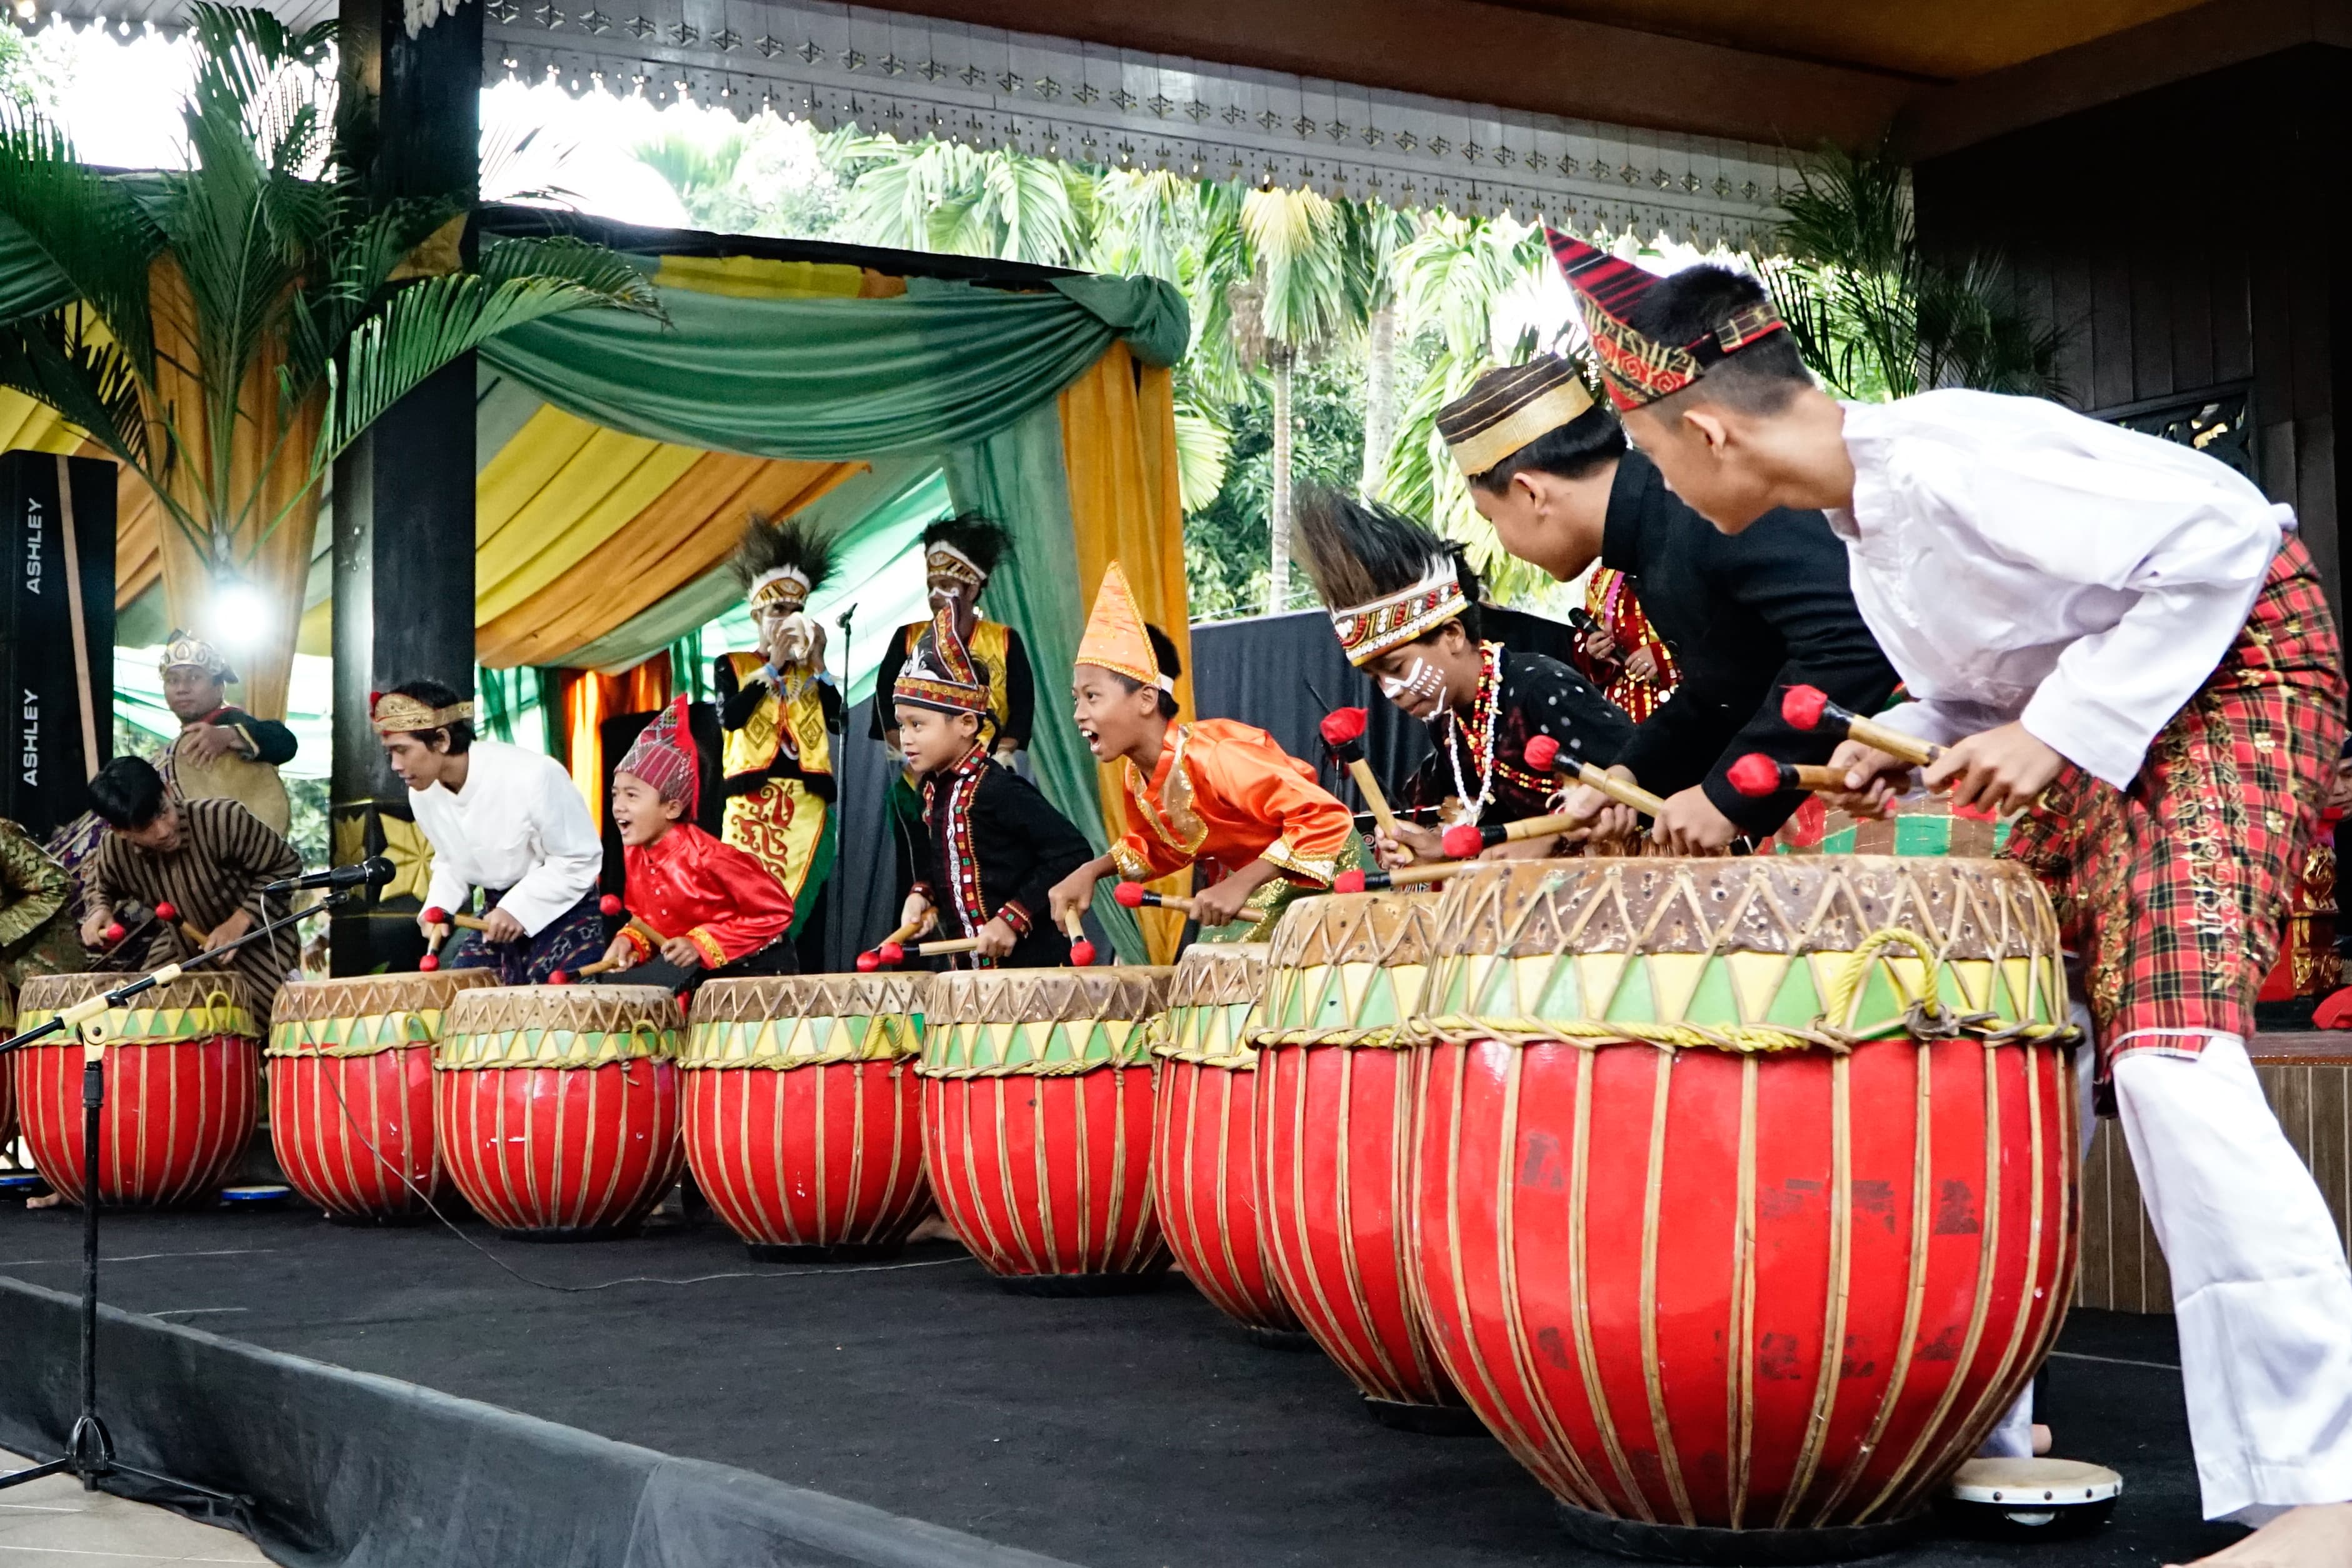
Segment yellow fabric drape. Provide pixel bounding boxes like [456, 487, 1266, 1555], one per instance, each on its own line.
[477, 449, 857, 666]
[651, 255, 906, 301]
[1060, 343, 1193, 964]
[146, 261, 321, 719]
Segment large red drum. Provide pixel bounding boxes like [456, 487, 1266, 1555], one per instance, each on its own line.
[12, 973, 262, 1207]
[1148, 943, 1300, 1339]
[435, 985, 685, 1238]
[920, 967, 1171, 1294]
[1251, 892, 1474, 1430]
[1409, 858, 2079, 1551]
[267, 971, 500, 1221]
[684, 973, 932, 1259]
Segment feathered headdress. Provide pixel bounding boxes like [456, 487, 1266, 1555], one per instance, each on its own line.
[731, 512, 838, 610]
[1544, 229, 1786, 411]
[1293, 492, 1470, 667]
[921, 513, 1014, 592]
[893, 608, 991, 717]
[615, 696, 700, 815]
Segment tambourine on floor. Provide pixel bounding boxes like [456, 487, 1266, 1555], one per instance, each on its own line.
[683, 972, 933, 1261]
[1406, 855, 2081, 1564]
[918, 967, 1173, 1294]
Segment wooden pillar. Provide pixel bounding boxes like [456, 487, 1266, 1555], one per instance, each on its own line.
[329, 0, 481, 976]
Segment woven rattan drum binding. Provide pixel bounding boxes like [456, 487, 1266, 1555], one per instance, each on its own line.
[266, 970, 501, 1222]
[1408, 857, 2079, 1560]
[13, 972, 263, 1208]
[1248, 891, 1476, 1430]
[919, 967, 1173, 1293]
[436, 985, 686, 1239]
[1148, 944, 1303, 1340]
[682, 974, 932, 1260]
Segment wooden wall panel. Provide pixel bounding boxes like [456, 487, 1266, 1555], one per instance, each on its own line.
[1913, 44, 2352, 612]
[2075, 1044, 2352, 1315]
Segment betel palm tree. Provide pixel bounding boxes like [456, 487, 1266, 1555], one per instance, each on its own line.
[836, 135, 1096, 267]
[1765, 143, 2063, 399]
[0, 4, 657, 708]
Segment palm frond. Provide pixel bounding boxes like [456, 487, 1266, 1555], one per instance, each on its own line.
[1239, 186, 1350, 351]
[316, 234, 659, 461]
[278, 191, 467, 407]
[0, 308, 152, 474]
[1173, 397, 1230, 516]
[0, 103, 159, 372]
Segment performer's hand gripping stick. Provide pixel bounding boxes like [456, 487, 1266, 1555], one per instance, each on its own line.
[1060, 910, 1096, 968]
[1779, 686, 1943, 769]
[858, 914, 933, 973]
[1433, 735, 1667, 857]
[1319, 706, 1401, 841]
[1111, 881, 1245, 927]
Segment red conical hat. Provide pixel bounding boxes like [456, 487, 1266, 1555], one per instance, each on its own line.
[616, 696, 699, 814]
[1544, 228, 1786, 411]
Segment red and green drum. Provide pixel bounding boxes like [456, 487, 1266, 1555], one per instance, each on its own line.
[1408, 857, 2079, 1555]
[683, 973, 933, 1260]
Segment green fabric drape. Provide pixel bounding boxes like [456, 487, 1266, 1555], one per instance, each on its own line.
[947, 401, 1149, 967]
[478, 274, 1186, 463]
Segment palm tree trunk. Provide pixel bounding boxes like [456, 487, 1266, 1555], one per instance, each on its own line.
[1360, 302, 1396, 496]
[1268, 346, 1294, 612]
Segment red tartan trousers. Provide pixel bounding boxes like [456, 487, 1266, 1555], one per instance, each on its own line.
[2004, 537, 2347, 1064]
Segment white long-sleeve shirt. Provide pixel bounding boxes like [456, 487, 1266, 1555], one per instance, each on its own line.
[411, 739, 604, 936]
[1828, 390, 2288, 789]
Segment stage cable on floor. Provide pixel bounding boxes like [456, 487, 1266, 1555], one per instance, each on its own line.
[316, 1062, 968, 1294]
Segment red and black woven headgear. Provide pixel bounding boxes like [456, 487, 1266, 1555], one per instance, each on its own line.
[1544, 228, 1786, 411]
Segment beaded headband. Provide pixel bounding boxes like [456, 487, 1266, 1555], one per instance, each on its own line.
[1328, 554, 1467, 667]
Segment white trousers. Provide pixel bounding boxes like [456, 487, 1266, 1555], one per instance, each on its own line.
[1983, 1009, 2352, 1524]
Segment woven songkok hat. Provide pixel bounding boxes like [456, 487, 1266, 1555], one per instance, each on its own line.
[371, 689, 474, 736]
[1544, 228, 1787, 411]
[1293, 492, 1468, 668]
[893, 608, 991, 717]
[159, 629, 235, 684]
[1436, 357, 1596, 479]
[616, 696, 699, 814]
[1076, 562, 1171, 692]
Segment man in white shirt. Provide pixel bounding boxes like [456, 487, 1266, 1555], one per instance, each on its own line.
[1553, 231, 2351, 1566]
[373, 682, 606, 985]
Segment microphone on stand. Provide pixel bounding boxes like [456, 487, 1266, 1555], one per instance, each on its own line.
[260, 857, 396, 897]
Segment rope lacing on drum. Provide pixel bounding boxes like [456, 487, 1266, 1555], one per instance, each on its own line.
[1405, 926, 2082, 1056]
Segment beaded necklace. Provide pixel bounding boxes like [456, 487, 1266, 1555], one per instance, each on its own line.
[1441, 641, 1503, 826]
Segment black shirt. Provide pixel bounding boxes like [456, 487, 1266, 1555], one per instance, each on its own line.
[1406, 647, 1633, 824]
[911, 751, 1096, 969]
[1603, 449, 1899, 835]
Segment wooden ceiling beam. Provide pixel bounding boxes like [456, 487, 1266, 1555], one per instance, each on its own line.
[857, 0, 1917, 149]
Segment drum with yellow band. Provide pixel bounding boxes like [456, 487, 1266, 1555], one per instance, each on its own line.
[13, 972, 263, 1207]
[919, 967, 1172, 1293]
[1148, 944, 1300, 1339]
[268, 971, 501, 1221]
[683, 973, 932, 1260]
[435, 985, 686, 1238]
[1247, 891, 1473, 1429]
[1408, 856, 2078, 1552]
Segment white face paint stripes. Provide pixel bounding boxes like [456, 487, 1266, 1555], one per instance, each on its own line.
[1381, 657, 1446, 706]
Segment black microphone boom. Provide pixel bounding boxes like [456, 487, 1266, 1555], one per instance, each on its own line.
[261, 856, 395, 896]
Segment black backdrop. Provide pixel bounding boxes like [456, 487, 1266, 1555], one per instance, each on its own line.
[596, 607, 1529, 972]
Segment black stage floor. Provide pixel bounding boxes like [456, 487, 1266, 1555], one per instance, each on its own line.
[0, 1201, 2241, 1567]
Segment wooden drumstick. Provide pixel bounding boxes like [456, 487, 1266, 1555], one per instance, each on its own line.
[911, 936, 984, 957]
[1319, 707, 1401, 840]
[1334, 859, 1475, 893]
[546, 956, 629, 985]
[1516, 735, 1669, 813]
[1114, 882, 1194, 916]
[421, 906, 491, 934]
[858, 913, 934, 972]
[1726, 754, 1848, 798]
[1779, 686, 1943, 769]
[1060, 909, 1096, 968]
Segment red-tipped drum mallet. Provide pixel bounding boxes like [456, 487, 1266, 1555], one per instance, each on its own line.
[858, 913, 933, 972]
[1779, 686, 1943, 769]
[1319, 706, 1402, 841]
[599, 893, 624, 918]
[421, 905, 492, 934]
[1060, 909, 1096, 967]
[1433, 736, 1666, 856]
[1113, 879, 1234, 924]
[547, 956, 628, 985]
[1334, 859, 1477, 894]
[1726, 753, 1849, 799]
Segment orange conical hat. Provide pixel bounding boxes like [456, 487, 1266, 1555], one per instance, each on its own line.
[1076, 561, 1166, 690]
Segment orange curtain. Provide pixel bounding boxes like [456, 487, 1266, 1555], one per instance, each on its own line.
[562, 653, 671, 825]
[144, 261, 322, 719]
[1060, 342, 1191, 962]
